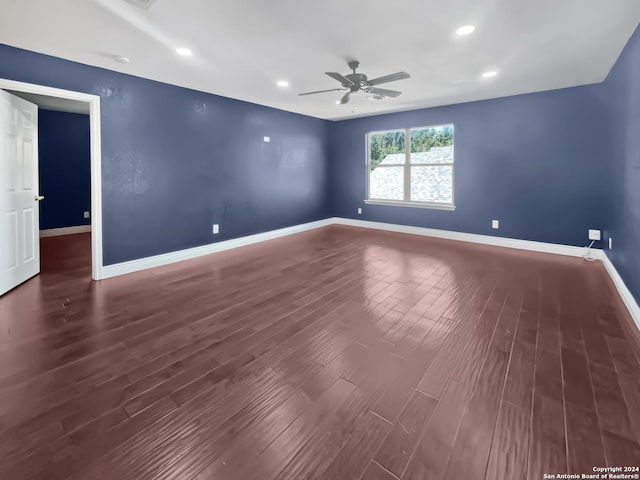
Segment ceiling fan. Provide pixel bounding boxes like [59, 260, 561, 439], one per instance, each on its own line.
[299, 60, 410, 105]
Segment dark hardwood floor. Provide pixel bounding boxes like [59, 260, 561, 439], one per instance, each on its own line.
[1, 226, 639, 480]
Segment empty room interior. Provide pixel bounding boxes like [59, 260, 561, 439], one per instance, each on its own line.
[1, 1, 640, 479]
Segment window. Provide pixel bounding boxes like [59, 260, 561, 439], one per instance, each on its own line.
[366, 124, 455, 210]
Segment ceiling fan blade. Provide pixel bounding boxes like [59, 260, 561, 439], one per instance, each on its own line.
[325, 72, 355, 86]
[298, 88, 346, 96]
[339, 92, 351, 104]
[367, 87, 402, 98]
[367, 71, 410, 86]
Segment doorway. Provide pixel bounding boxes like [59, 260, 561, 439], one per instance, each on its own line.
[0, 79, 103, 293]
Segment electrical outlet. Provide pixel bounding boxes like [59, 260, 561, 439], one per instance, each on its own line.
[213, 224, 219, 234]
[492, 220, 499, 229]
[83, 211, 90, 219]
[263, 136, 270, 142]
[588, 229, 601, 241]
[357, 208, 362, 215]
[609, 237, 613, 250]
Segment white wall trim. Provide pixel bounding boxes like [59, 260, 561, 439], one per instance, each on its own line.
[99, 215, 640, 332]
[333, 217, 640, 331]
[102, 216, 591, 279]
[101, 218, 334, 279]
[40, 225, 92, 238]
[0, 78, 104, 280]
[332, 217, 590, 257]
[598, 252, 640, 332]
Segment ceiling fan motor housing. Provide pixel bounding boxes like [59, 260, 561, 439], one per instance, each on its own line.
[345, 73, 368, 90]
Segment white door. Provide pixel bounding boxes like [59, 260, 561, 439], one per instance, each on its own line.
[0, 90, 40, 296]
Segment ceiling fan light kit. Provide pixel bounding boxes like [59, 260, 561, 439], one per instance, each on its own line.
[299, 60, 410, 105]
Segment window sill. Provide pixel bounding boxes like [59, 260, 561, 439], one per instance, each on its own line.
[364, 200, 456, 211]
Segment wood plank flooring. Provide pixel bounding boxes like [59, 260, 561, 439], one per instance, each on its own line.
[0, 226, 639, 480]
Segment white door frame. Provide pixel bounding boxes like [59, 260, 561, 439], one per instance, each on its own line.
[0, 78, 104, 280]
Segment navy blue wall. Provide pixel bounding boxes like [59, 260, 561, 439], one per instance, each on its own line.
[0, 44, 330, 265]
[3, 38, 637, 303]
[38, 109, 91, 230]
[603, 27, 640, 303]
[328, 85, 613, 248]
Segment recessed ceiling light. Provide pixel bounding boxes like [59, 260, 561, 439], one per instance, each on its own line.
[335, 100, 341, 104]
[113, 55, 130, 64]
[124, 0, 158, 9]
[482, 70, 498, 78]
[456, 25, 475, 36]
[277, 80, 289, 88]
[176, 47, 193, 56]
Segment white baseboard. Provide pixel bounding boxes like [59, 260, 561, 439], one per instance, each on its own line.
[598, 252, 640, 332]
[102, 217, 591, 279]
[331, 217, 589, 257]
[40, 225, 92, 238]
[332, 217, 639, 332]
[99, 216, 639, 333]
[101, 218, 334, 279]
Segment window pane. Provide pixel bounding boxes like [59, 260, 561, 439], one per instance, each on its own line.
[410, 166, 453, 203]
[410, 125, 454, 164]
[370, 166, 404, 201]
[369, 131, 406, 166]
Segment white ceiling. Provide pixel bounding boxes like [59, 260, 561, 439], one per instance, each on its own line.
[1, 0, 639, 120]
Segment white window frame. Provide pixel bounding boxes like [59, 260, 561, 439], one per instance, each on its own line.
[365, 124, 455, 211]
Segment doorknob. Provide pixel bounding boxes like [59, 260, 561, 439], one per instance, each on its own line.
[34, 195, 45, 201]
